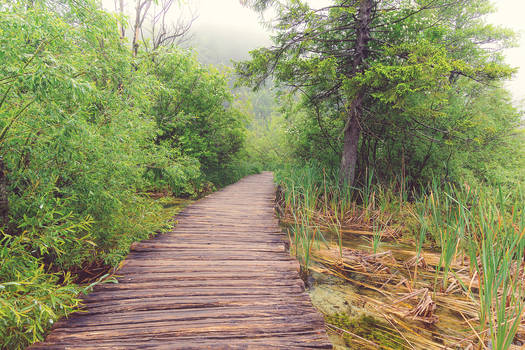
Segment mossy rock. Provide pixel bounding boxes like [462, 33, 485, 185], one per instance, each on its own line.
[326, 313, 405, 349]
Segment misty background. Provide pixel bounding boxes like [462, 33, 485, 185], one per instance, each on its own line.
[101, 0, 525, 104]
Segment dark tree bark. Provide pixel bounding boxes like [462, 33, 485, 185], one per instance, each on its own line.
[119, 0, 125, 38]
[339, 0, 374, 186]
[340, 92, 363, 186]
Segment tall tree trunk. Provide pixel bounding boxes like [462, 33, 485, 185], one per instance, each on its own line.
[119, 0, 125, 39]
[132, 0, 152, 56]
[0, 158, 9, 227]
[340, 92, 362, 186]
[132, 0, 142, 56]
[339, 0, 374, 185]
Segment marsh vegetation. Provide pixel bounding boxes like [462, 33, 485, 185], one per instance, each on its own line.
[276, 166, 524, 349]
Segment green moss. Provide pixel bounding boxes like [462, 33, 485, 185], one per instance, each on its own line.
[326, 313, 405, 349]
[156, 196, 193, 210]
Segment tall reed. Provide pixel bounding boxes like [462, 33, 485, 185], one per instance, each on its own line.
[276, 164, 524, 348]
[468, 189, 524, 349]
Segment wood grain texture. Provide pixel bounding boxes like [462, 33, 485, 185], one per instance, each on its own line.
[30, 172, 331, 349]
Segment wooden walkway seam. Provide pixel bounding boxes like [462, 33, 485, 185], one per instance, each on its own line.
[30, 172, 331, 349]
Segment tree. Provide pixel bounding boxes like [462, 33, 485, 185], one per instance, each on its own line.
[132, 0, 153, 55]
[237, 0, 514, 186]
[147, 0, 197, 51]
[114, 0, 196, 55]
[151, 49, 248, 186]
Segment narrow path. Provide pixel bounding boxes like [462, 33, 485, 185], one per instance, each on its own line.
[31, 172, 331, 349]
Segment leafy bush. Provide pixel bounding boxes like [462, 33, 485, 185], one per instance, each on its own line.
[0, 0, 256, 347]
[151, 49, 250, 187]
[0, 235, 84, 349]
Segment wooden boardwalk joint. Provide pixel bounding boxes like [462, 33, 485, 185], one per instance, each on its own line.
[31, 172, 331, 349]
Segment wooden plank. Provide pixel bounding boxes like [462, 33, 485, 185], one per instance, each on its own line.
[93, 278, 305, 291]
[82, 295, 317, 314]
[31, 332, 332, 349]
[51, 313, 325, 335]
[80, 285, 306, 302]
[45, 318, 326, 342]
[120, 258, 300, 268]
[114, 267, 300, 277]
[53, 305, 319, 328]
[130, 242, 286, 251]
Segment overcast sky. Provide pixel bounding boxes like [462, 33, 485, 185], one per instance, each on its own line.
[103, 0, 525, 104]
[191, 0, 525, 103]
[487, 0, 525, 103]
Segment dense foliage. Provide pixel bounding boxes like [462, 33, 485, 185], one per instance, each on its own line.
[0, 0, 255, 347]
[151, 51, 249, 186]
[239, 0, 523, 188]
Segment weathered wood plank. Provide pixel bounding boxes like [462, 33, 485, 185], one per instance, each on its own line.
[31, 332, 332, 349]
[30, 172, 331, 349]
[93, 278, 304, 291]
[45, 319, 326, 342]
[82, 295, 317, 315]
[53, 305, 318, 328]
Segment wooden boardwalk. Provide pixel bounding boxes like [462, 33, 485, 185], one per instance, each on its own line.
[31, 172, 331, 349]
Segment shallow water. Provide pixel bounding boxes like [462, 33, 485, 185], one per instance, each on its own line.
[303, 228, 480, 349]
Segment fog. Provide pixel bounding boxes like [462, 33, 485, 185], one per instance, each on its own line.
[488, 0, 525, 103]
[101, 0, 525, 103]
[190, 0, 525, 103]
